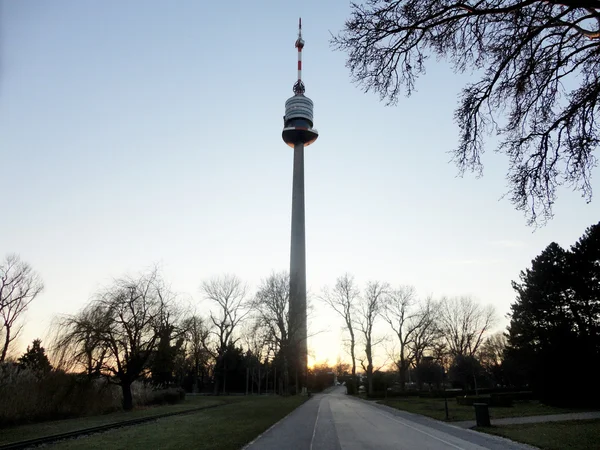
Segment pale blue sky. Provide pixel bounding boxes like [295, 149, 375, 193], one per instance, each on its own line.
[1, 1, 597, 365]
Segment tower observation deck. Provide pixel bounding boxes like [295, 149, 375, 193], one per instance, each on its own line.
[282, 18, 319, 147]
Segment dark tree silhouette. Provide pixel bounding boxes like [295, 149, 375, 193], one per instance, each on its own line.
[507, 222, 600, 406]
[149, 323, 184, 387]
[253, 272, 292, 394]
[320, 274, 360, 383]
[333, 1, 600, 224]
[0, 254, 44, 361]
[478, 332, 508, 387]
[181, 315, 211, 393]
[449, 354, 484, 392]
[18, 339, 52, 374]
[438, 296, 495, 357]
[53, 268, 176, 410]
[358, 281, 389, 395]
[416, 357, 444, 389]
[381, 285, 419, 390]
[202, 274, 250, 395]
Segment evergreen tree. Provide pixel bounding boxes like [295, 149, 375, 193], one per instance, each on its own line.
[506, 222, 600, 406]
[18, 339, 52, 374]
[448, 355, 483, 392]
[567, 222, 600, 346]
[149, 324, 183, 386]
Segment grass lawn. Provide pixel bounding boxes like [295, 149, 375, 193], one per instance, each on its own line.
[0, 395, 246, 445]
[48, 395, 306, 450]
[377, 396, 590, 422]
[477, 419, 600, 450]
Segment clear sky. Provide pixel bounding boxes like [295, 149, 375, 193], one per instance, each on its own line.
[1, 1, 597, 366]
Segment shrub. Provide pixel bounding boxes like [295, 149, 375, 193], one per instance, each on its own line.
[0, 365, 186, 426]
[489, 392, 515, 407]
[512, 391, 534, 401]
[0, 365, 121, 426]
[420, 389, 462, 398]
[371, 371, 397, 392]
[367, 390, 422, 399]
[146, 388, 186, 406]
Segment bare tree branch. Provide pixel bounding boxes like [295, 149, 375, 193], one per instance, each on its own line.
[358, 280, 390, 395]
[51, 267, 176, 410]
[438, 295, 496, 357]
[0, 254, 44, 362]
[333, 0, 600, 225]
[201, 274, 250, 394]
[320, 273, 360, 378]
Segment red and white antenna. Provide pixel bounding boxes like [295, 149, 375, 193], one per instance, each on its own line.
[293, 17, 306, 95]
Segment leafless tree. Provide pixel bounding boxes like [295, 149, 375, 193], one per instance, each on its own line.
[52, 267, 175, 410]
[320, 273, 360, 379]
[357, 280, 389, 395]
[0, 254, 44, 362]
[202, 274, 250, 394]
[181, 315, 211, 393]
[240, 319, 268, 359]
[253, 272, 289, 357]
[253, 271, 291, 393]
[333, 1, 600, 225]
[240, 318, 271, 394]
[381, 285, 418, 389]
[406, 296, 442, 368]
[478, 331, 508, 369]
[334, 356, 352, 377]
[438, 296, 496, 358]
[51, 304, 110, 376]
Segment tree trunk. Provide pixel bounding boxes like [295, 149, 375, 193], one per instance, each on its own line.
[398, 356, 407, 390]
[350, 333, 356, 377]
[283, 351, 290, 396]
[0, 328, 10, 362]
[193, 360, 199, 393]
[213, 355, 222, 395]
[121, 382, 134, 411]
[295, 368, 299, 395]
[349, 332, 357, 393]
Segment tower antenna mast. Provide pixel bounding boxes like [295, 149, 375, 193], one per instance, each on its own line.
[293, 18, 305, 95]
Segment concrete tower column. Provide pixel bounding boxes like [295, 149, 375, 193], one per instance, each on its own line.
[289, 142, 307, 390]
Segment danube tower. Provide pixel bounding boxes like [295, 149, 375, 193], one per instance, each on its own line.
[282, 18, 318, 393]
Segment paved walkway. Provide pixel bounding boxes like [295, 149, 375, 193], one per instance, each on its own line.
[453, 410, 600, 429]
[245, 387, 537, 450]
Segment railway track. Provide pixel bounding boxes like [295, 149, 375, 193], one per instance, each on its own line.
[0, 402, 225, 450]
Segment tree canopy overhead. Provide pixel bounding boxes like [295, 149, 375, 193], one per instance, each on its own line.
[333, 1, 600, 224]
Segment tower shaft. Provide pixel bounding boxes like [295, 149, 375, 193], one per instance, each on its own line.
[289, 142, 307, 391]
[282, 18, 317, 395]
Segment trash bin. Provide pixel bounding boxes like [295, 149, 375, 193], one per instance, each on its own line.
[473, 402, 491, 427]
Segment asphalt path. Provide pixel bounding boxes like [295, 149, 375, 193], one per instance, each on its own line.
[245, 387, 537, 450]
